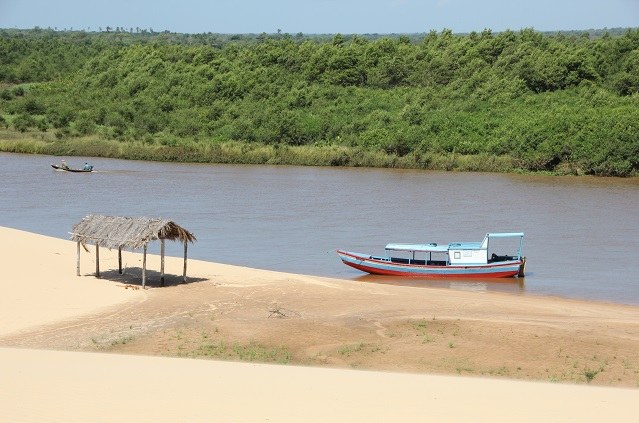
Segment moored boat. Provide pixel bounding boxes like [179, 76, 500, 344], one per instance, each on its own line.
[337, 232, 526, 278]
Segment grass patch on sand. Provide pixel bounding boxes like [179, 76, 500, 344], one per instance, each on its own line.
[182, 339, 292, 364]
[337, 342, 383, 357]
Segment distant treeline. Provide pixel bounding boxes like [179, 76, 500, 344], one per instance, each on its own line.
[1, 28, 638, 176]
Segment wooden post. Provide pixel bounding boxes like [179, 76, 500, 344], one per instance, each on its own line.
[95, 244, 100, 278]
[183, 240, 188, 283]
[142, 244, 147, 289]
[118, 246, 122, 274]
[160, 239, 165, 286]
[76, 241, 81, 276]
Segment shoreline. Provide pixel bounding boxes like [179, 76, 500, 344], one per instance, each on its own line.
[2, 225, 638, 335]
[4, 138, 639, 178]
[0, 137, 521, 174]
[2, 225, 639, 420]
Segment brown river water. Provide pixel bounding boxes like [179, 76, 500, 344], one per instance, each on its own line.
[1, 152, 638, 305]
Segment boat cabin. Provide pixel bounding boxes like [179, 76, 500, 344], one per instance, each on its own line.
[383, 233, 524, 267]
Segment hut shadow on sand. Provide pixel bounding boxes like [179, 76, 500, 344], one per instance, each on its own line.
[71, 215, 197, 289]
[92, 268, 208, 288]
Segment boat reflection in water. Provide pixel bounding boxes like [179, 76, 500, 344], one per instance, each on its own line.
[354, 274, 526, 295]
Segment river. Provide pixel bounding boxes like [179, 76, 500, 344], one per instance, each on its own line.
[1, 152, 638, 305]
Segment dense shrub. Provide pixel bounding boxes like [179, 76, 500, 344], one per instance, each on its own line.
[0, 28, 638, 175]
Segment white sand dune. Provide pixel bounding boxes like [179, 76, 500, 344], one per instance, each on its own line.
[0, 227, 147, 336]
[1, 347, 637, 423]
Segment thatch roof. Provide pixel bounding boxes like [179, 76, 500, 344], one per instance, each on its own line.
[71, 215, 196, 250]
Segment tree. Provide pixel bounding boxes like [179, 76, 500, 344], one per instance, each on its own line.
[614, 49, 639, 95]
[13, 113, 36, 132]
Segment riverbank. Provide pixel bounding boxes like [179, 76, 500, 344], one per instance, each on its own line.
[3, 29, 639, 178]
[0, 132, 542, 174]
[1, 226, 638, 420]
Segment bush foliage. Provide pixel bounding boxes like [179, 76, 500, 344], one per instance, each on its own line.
[1, 28, 638, 176]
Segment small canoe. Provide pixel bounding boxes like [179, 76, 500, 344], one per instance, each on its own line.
[51, 164, 94, 173]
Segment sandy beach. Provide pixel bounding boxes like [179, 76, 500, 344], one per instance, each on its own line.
[1, 226, 638, 422]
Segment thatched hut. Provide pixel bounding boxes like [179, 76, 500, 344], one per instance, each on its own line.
[71, 215, 196, 288]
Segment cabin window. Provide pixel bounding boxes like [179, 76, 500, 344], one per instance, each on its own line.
[463, 250, 472, 257]
[454, 252, 461, 259]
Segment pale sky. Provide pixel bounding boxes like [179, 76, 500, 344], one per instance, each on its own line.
[0, 0, 637, 34]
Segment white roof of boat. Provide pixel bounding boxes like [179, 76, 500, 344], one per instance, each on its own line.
[385, 243, 449, 252]
[385, 233, 524, 253]
[486, 232, 524, 238]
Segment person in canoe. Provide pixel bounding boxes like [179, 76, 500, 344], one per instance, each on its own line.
[60, 159, 69, 170]
[83, 162, 93, 171]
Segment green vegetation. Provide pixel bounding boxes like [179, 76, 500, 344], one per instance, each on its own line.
[583, 367, 602, 383]
[111, 335, 135, 346]
[1, 27, 638, 176]
[338, 342, 378, 357]
[184, 340, 292, 364]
